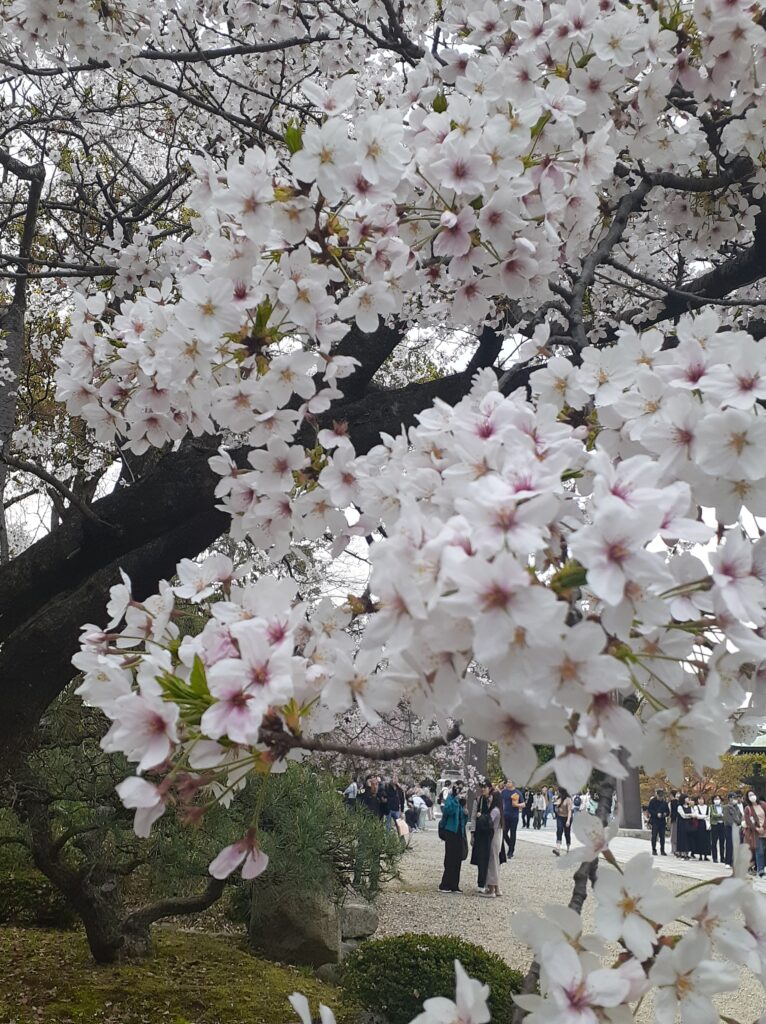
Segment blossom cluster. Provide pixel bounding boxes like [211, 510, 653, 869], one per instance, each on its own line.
[17, 0, 766, 1019]
[78, 307, 766, 859]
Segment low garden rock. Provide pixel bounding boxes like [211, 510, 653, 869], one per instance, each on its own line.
[250, 893, 341, 966]
[341, 899, 379, 940]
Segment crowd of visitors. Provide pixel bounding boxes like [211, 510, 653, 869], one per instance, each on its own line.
[434, 778, 579, 894]
[346, 772, 766, 886]
[344, 773, 436, 835]
[645, 787, 766, 874]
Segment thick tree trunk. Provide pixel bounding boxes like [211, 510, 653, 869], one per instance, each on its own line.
[0, 369, 482, 772]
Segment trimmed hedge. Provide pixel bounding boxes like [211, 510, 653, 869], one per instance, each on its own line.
[343, 933, 524, 1024]
[0, 870, 78, 928]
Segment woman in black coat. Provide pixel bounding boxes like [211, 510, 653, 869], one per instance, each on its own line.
[523, 789, 534, 829]
[470, 782, 493, 890]
[675, 795, 692, 859]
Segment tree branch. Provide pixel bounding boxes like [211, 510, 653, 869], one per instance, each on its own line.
[260, 721, 462, 762]
[0, 453, 111, 529]
[605, 257, 766, 308]
[570, 181, 652, 348]
[121, 876, 226, 932]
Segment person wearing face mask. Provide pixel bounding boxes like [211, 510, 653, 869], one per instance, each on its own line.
[722, 792, 743, 867]
[675, 795, 692, 860]
[744, 791, 766, 876]
[692, 796, 711, 861]
[709, 793, 726, 864]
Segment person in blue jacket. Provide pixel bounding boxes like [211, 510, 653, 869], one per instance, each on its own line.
[438, 785, 468, 893]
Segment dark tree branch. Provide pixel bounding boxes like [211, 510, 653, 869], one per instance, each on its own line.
[625, 206, 766, 329]
[0, 453, 110, 529]
[260, 721, 462, 761]
[121, 877, 226, 932]
[0, 367, 480, 771]
[570, 181, 652, 348]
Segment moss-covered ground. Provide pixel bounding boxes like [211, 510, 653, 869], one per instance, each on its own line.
[0, 926, 357, 1024]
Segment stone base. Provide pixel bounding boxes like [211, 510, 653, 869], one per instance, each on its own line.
[617, 828, 651, 840]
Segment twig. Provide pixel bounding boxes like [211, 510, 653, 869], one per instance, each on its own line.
[604, 257, 766, 307]
[0, 453, 111, 529]
[569, 182, 652, 349]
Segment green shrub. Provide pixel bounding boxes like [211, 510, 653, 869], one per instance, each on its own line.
[343, 933, 524, 1024]
[225, 765, 402, 934]
[0, 869, 77, 928]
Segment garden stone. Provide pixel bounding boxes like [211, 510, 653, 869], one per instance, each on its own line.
[316, 962, 343, 985]
[340, 938, 361, 960]
[341, 899, 379, 940]
[249, 893, 341, 966]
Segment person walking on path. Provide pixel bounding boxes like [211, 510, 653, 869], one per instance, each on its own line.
[709, 793, 726, 864]
[522, 789, 534, 829]
[359, 775, 383, 817]
[501, 779, 522, 859]
[723, 792, 743, 866]
[470, 781, 494, 891]
[438, 785, 468, 893]
[544, 788, 555, 827]
[647, 788, 670, 856]
[533, 791, 546, 829]
[482, 790, 505, 898]
[552, 788, 573, 856]
[744, 791, 766, 877]
[384, 775, 405, 832]
[343, 778, 359, 811]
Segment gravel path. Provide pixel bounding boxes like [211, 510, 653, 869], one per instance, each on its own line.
[376, 827, 766, 1020]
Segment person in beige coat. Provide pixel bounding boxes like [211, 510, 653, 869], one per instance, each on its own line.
[481, 791, 505, 898]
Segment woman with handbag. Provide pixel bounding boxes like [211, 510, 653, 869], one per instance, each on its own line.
[470, 781, 494, 891]
[481, 790, 505, 898]
[744, 791, 766, 877]
[552, 787, 573, 856]
[438, 785, 468, 893]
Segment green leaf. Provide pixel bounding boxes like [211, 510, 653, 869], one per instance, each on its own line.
[189, 655, 209, 698]
[550, 559, 588, 595]
[284, 121, 303, 154]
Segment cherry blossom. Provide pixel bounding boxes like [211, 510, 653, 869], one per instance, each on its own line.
[10, 0, 766, 1015]
[208, 829, 269, 880]
[410, 961, 490, 1024]
[593, 853, 675, 960]
[649, 931, 738, 1024]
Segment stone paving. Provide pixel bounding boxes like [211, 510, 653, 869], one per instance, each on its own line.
[376, 820, 766, 1021]
[513, 815, 766, 892]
